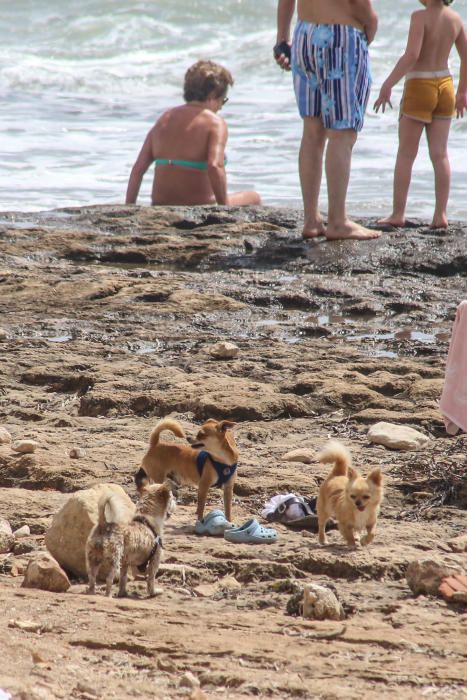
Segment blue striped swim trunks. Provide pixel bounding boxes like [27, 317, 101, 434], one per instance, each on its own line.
[292, 21, 372, 132]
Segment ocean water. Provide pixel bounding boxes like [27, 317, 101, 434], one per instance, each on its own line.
[1, 0, 467, 219]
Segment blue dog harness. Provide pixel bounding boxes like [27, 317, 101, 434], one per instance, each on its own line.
[196, 450, 237, 487]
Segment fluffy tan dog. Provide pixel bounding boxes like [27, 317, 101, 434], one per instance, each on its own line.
[86, 482, 176, 598]
[135, 418, 238, 522]
[316, 440, 383, 547]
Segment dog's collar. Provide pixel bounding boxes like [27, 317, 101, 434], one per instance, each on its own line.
[133, 514, 163, 573]
[196, 450, 237, 488]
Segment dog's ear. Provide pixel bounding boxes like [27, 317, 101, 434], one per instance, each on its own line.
[217, 420, 236, 433]
[368, 468, 383, 487]
[164, 478, 179, 498]
[135, 467, 149, 493]
[348, 467, 359, 481]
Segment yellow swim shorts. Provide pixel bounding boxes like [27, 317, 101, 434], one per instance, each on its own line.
[401, 72, 455, 123]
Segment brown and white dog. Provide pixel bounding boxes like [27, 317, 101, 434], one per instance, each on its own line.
[86, 481, 176, 598]
[316, 440, 384, 548]
[135, 418, 238, 522]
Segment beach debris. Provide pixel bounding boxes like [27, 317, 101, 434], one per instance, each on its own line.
[0, 427, 12, 444]
[367, 421, 431, 450]
[438, 574, 467, 604]
[281, 448, 315, 464]
[12, 439, 39, 454]
[0, 520, 14, 554]
[22, 553, 71, 593]
[13, 525, 31, 538]
[406, 557, 465, 596]
[208, 341, 239, 360]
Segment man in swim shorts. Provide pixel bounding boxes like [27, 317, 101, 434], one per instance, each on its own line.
[274, 0, 382, 240]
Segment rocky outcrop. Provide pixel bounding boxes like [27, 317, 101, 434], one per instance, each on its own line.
[45, 483, 135, 577]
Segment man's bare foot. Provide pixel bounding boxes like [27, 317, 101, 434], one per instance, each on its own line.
[430, 215, 448, 229]
[377, 216, 406, 227]
[326, 220, 382, 241]
[302, 220, 326, 239]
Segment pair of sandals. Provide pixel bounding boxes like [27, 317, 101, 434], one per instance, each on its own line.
[195, 509, 278, 544]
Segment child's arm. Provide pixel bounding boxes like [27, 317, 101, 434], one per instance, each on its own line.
[350, 0, 378, 44]
[374, 12, 424, 113]
[455, 26, 467, 117]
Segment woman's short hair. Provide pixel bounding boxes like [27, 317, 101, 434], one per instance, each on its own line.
[184, 60, 234, 102]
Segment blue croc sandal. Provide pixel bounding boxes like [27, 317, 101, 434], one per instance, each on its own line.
[194, 510, 234, 536]
[224, 518, 278, 544]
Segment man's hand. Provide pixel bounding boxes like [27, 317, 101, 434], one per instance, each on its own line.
[274, 41, 292, 71]
[374, 83, 393, 113]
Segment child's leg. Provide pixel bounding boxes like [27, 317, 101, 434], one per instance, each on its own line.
[426, 118, 451, 229]
[378, 116, 425, 226]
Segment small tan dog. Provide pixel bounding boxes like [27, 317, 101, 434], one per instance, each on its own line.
[135, 418, 238, 522]
[316, 440, 383, 547]
[86, 482, 176, 597]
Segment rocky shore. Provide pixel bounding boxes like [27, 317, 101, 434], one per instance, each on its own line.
[0, 205, 466, 700]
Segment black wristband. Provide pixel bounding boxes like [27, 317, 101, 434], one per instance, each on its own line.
[273, 41, 291, 60]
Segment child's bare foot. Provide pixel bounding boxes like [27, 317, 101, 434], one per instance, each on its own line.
[430, 215, 448, 229]
[377, 215, 406, 227]
[326, 220, 382, 241]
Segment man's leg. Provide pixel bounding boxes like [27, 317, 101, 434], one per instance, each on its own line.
[378, 115, 425, 227]
[426, 117, 451, 229]
[325, 128, 381, 240]
[300, 116, 326, 238]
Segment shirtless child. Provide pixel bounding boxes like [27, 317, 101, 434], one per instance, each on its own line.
[374, 0, 467, 229]
[275, 0, 382, 240]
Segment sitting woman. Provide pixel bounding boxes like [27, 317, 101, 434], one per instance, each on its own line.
[125, 60, 261, 207]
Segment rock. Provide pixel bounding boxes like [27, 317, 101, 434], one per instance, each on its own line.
[14, 538, 39, 555]
[22, 553, 71, 593]
[406, 557, 465, 596]
[208, 341, 239, 360]
[45, 483, 135, 577]
[13, 525, 31, 538]
[12, 440, 39, 454]
[367, 422, 431, 451]
[194, 576, 241, 597]
[69, 447, 84, 459]
[0, 519, 14, 554]
[0, 428, 12, 445]
[302, 583, 345, 621]
[282, 448, 315, 464]
[447, 534, 467, 553]
[179, 671, 200, 689]
[0, 328, 8, 341]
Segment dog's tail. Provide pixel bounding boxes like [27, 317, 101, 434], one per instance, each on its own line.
[97, 493, 130, 528]
[317, 440, 352, 477]
[148, 418, 186, 449]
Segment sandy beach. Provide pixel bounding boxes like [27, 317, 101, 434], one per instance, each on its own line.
[0, 205, 466, 699]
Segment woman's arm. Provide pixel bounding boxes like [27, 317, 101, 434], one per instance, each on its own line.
[206, 119, 229, 205]
[125, 132, 154, 204]
[374, 12, 424, 113]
